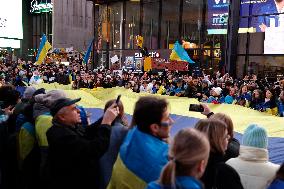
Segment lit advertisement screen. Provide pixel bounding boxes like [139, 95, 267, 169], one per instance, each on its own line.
[0, 0, 23, 40]
[239, 0, 283, 33]
[0, 38, 21, 49]
[240, 0, 284, 54]
[208, 0, 284, 54]
[207, 0, 229, 35]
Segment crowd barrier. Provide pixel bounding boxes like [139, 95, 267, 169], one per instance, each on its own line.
[30, 83, 284, 164]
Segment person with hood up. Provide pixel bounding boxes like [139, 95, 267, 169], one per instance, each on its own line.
[33, 90, 67, 183]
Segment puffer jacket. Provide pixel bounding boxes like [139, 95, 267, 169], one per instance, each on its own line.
[226, 145, 279, 189]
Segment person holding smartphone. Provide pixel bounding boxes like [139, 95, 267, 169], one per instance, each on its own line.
[46, 97, 119, 189]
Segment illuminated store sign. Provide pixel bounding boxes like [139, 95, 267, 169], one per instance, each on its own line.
[135, 52, 160, 58]
[207, 0, 229, 34]
[30, 0, 53, 14]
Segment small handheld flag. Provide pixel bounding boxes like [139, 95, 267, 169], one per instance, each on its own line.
[36, 34, 52, 65]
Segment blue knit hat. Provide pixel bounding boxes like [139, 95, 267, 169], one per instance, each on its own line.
[242, 124, 268, 149]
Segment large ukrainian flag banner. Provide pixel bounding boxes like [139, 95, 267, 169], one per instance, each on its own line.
[30, 85, 284, 165]
[170, 41, 195, 64]
[107, 127, 168, 189]
[36, 34, 52, 65]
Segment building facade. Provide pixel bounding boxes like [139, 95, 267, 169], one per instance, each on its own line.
[93, 0, 225, 74]
[22, 0, 94, 60]
[52, 0, 94, 51]
[20, 0, 284, 78]
[93, 0, 284, 78]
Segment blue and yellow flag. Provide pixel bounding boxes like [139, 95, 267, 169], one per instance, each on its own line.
[107, 127, 169, 189]
[28, 86, 284, 165]
[83, 39, 94, 64]
[36, 34, 52, 65]
[170, 41, 195, 64]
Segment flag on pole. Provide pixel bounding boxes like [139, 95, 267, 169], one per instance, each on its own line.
[36, 34, 52, 65]
[83, 39, 94, 64]
[170, 41, 195, 64]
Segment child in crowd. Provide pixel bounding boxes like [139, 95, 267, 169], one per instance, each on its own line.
[224, 87, 236, 104]
[250, 89, 264, 110]
[262, 89, 278, 116]
[236, 85, 251, 107]
[174, 79, 185, 97]
[156, 82, 166, 95]
[167, 82, 176, 96]
[146, 128, 210, 189]
[207, 87, 223, 104]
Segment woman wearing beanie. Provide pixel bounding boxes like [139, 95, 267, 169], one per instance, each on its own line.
[195, 119, 244, 189]
[226, 124, 279, 189]
[267, 163, 284, 189]
[146, 128, 210, 189]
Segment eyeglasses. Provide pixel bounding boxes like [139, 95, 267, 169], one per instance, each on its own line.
[160, 122, 171, 127]
[160, 118, 174, 127]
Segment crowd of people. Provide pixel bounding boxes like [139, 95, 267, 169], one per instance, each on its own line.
[0, 60, 284, 189]
[0, 81, 284, 189]
[1, 60, 284, 117]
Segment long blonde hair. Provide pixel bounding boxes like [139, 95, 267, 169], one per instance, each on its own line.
[195, 119, 228, 154]
[210, 113, 234, 139]
[159, 128, 210, 187]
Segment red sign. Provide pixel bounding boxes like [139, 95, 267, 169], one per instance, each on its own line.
[151, 58, 188, 71]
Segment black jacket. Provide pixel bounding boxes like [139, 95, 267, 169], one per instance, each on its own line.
[185, 85, 202, 99]
[224, 138, 240, 162]
[46, 121, 111, 189]
[201, 152, 244, 189]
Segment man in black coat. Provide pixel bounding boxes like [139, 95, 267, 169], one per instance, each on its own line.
[46, 97, 119, 189]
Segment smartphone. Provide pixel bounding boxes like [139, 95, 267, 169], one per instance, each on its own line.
[189, 104, 204, 112]
[116, 95, 121, 104]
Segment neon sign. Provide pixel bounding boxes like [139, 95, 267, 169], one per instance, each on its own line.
[30, 0, 53, 14]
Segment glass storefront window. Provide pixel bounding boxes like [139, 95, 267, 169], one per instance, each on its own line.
[143, 0, 159, 49]
[161, 0, 179, 49]
[182, 0, 201, 43]
[236, 55, 284, 78]
[125, 1, 140, 49]
[238, 0, 284, 78]
[109, 3, 122, 49]
[93, 0, 229, 71]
